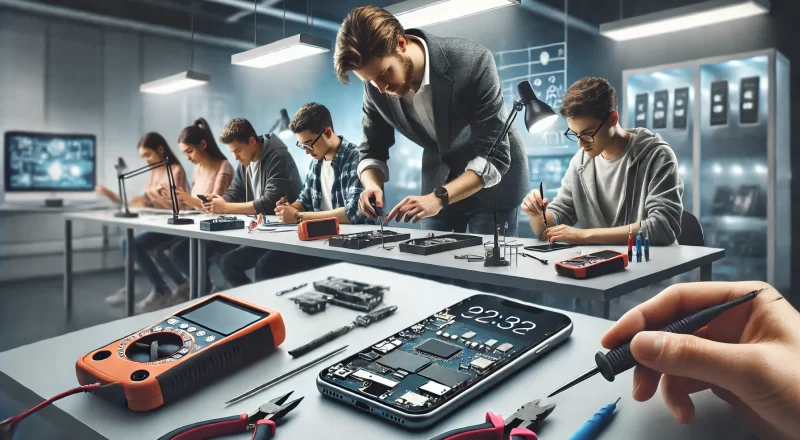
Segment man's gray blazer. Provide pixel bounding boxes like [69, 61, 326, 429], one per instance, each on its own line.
[358, 29, 529, 210]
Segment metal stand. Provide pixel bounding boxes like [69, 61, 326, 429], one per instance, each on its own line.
[189, 238, 198, 299]
[125, 228, 135, 317]
[64, 219, 73, 319]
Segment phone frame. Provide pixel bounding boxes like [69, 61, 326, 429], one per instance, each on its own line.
[196, 194, 209, 203]
[316, 296, 573, 429]
[523, 242, 577, 253]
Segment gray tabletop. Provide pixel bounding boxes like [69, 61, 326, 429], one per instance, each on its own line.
[0, 263, 746, 439]
[64, 210, 725, 302]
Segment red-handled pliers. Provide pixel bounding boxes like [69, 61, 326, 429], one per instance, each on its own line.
[431, 399, 555, 440]
[157, 391, 303, 440]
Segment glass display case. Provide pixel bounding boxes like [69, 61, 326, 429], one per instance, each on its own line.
[623, 50, 790, 290]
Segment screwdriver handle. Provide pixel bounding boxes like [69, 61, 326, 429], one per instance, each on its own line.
[288, 325, 352, 358]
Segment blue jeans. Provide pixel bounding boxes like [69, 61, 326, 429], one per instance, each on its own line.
[218, 246, 332, 288]
[168, 238, 238, 280]
[421, 196, 519, 236]
[121, 232, 186, 292]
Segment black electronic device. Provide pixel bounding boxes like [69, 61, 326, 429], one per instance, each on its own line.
[710, 80, 729, 126]
[673, 87, 689, 130]
[328, 230, 411, 250]
[555, 250, 628, 279]
[292, 292, 329, 315]
[523, 243, 576, 253]
[653, 90, 669, 129]
[313, 277, 385, 312]
[399, 234, 483, 256]
[196, 194, 209, 203]
[199, 216, 245, 231]
[317, 294, 573, 429]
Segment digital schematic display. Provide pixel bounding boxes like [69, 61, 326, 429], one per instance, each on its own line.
[4, 131, 96, 192]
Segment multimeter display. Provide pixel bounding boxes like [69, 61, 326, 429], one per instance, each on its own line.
[179, 297, 267, 336]
[306, 219, 338, 237]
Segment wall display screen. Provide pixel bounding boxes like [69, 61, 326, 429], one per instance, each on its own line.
[673, 87, 689, 130]
[653, 90, 669, 129]
[635, 93, 649, 127]
[4, 132, 96, 192]
[710, 80, 729, 126]
[739, 76, 760, 124]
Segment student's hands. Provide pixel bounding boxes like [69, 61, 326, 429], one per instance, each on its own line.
[545, 225, 589, 244]
[521, 189, 548, 217]
[387, 193, 442, 224]
[358, 184, 384, 221]
[275, 204, 298, 224]
[203, 195, 227, 214]
[174, 187, 197, 210]
[602, 281, 800, 439]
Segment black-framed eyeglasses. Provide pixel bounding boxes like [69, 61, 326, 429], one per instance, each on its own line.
[564, 113, 610, 144]
[295, 131, 325, 151]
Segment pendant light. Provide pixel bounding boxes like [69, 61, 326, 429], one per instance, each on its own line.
[140, 0, 210, 94]
[232, 0, 330, 69]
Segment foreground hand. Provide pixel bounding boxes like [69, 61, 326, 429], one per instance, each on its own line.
[546, 225, 588, 244]
[601, 281, 800, 439]
[275, 205, 298, 224]
[387, 194, 443, 224]
[203, 195, 227, 214]
[521, 189, 548, 217]
[358, 185, 384, 221]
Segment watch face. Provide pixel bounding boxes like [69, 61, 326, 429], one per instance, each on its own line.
[434, 187, 447, 197]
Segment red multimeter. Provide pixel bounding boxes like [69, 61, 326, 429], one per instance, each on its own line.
[298, 217, 339, 241]
[555, 250, 628, 279]
[75, 294, 285, 411]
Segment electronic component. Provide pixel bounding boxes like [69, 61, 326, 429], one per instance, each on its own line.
[373, 341, 397, 354]
[411, 324, 425, 333]
[298, 217, 339, 241]
[461, 331, 476, 339]
[436, 331, 442, 336]
[328, 230, 411, 249]
[390, 339, 402, 347]
[366, 362, 389, 374]
[313, 277, 386, 312]
[398, 392, 430, 407]
[485, 339, 497, 348]
[199, 216, 245, 231]
[358, 351, 379, 361]
[333, 368, 353, 379]
[399, 234, 483, 255]
[291, 292, 329, 314]
[496, 343, 514, 353]
[469, 342, 478, 349]
[377, 351, 432, 373]
[415, 339, 462, 360]
[352, 369, 398, 388]
[418, 364, 471, 388]
[436, 320, 454, 330]
[434, 311, 455, 321]
[419, 381, 451, 397]
[442, 333, 449, 338]
[450, 335, 457, 341]
[469, 357, 495, 371]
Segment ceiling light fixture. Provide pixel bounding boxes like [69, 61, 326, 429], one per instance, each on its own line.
[386, 0, 519, 29]
[232, 0, 330, 68]
[600, 0, 769, 42]
[140, 0, 210, 94]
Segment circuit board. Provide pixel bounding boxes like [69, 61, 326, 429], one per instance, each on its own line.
[319, 294, 572, 415]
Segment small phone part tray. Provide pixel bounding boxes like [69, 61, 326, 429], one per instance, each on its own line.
[328, 230, 411, 250]
[398, 234, 483, 256]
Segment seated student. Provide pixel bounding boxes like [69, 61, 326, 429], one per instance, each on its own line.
[203, 118, 303, 287]
[168, 118, 236, 299]
[522, 77, 683, 246]
[97, 133, 190, 312]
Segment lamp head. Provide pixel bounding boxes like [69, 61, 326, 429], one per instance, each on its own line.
[278, 108, 293, 139]
[517, 81, 558, 133]
[115, 157, 127, 174]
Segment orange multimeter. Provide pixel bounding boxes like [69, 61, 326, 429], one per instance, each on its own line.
[555, 250, 629, 279]
[75, 293, 285, 411]
[297, 217, 339, 241]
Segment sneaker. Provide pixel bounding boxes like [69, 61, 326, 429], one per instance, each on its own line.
[105, 287, 128, 306]
[135, 289, 178, 314]
[172, 281, 190, 304]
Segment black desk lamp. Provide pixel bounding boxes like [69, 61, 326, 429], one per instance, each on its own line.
[482, 80, 557, 267]
[113, 156, 193, 225]
[269, 108, 293, 139]
[164, 156, 193, 225]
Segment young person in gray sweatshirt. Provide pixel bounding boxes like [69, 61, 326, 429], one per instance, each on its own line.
[522, 77, 683, 246]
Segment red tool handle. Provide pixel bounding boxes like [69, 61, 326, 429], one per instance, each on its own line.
[509, 427, 538, 440]
[430, 411, 505, 440]
[251, 420, 276, 440]
[157, 414, 248, 440]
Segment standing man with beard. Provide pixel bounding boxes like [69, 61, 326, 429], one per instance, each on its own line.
[333, 5, 528, 235]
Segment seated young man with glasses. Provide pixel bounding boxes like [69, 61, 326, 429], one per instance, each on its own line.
[522, 77, 684, 245]
[274, 102, 369, 225]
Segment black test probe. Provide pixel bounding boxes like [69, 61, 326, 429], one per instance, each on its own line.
[548, 290, 761, 397]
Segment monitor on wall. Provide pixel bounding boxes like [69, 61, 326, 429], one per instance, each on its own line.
[4, 131, 97, 203]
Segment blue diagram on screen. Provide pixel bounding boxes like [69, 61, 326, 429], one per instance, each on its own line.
[5, 132, 96, 192]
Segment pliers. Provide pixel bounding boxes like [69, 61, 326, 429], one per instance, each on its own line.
[431, 399, 555, 440]
[157, 391, 303, 440]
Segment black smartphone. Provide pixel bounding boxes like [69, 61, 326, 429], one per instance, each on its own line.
[317, 294, 572, 429]
[524, 242, 576, 252]
[196, 194, 209, 203]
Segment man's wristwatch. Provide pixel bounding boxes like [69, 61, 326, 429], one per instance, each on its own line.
[295, 211, 304, 223]
[433, 186, 449, 209]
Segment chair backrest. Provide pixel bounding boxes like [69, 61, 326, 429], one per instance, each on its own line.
[678, 210, 705, 246]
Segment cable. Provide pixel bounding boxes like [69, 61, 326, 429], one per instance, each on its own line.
[0, 382, 103, 431]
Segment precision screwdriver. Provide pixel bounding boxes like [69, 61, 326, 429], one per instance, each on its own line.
[547, 290, 761, 398]
[568, 398, 620, 440]
[288, 305, 398, 358]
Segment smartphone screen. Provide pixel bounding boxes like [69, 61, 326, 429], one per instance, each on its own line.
[196, 194, 208, 203]
[318, 294, 571, 417]
[524, 242, 576, 252]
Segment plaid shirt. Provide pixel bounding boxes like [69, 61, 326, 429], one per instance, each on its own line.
[297, 137, 368, 224]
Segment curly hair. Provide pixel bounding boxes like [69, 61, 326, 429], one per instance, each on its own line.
[219, 118, 257, 145]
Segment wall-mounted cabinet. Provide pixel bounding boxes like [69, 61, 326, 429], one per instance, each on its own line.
[623, 49, 790, 290]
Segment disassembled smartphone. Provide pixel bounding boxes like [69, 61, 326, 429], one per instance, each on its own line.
[317, 294, 572, 429]
[523, 242, 576, 253]
[313, 277, 386, 312]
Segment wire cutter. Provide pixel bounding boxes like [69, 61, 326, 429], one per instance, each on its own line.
[157, 391, 303, 440]
[430, 398, 555, 440]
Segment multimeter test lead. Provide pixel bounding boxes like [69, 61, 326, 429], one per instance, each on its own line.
[568, 397, 621, 440]
[547, 289, 762, 398]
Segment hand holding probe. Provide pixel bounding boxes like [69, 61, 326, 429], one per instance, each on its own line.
[547, 290, 762, 398]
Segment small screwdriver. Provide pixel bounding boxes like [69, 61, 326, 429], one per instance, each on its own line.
[568, 398, 620, 440]
[626, 225, 633, 263]
[547, 289, 761, 398]
[644, 230, 650, 262]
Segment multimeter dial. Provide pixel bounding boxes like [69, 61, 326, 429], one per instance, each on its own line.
[116, 316, 223, 365]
